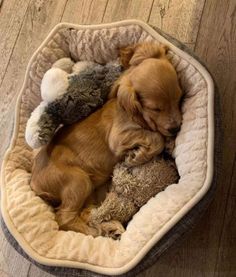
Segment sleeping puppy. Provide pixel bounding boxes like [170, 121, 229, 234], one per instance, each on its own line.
[31, 43, 183, 237]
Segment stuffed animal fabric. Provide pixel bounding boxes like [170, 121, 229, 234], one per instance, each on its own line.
[25, 58, 122, 148]
[89, 154, 179, 239]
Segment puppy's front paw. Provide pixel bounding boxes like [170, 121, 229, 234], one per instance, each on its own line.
[165, 137, 176, 156]
[124, 147, 150, 167]
[124, 149, 139, 167]
[124, 148, 145, 167]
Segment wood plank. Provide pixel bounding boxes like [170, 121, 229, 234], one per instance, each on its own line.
[27, 264, 54, 277]
[0, 3, 31, 276]
[140, 0, 236, 276]
[144, 0, 236, 276]
[137, 202, 221, 277]
[27, 1, 109, 276]
[214, 195, 236, 276]
[0, 0, 31, 85]
[0, 0, 68, 165]
[194, 0, 236, 275]
[0, 0, 235, 276]
[102, 0, 154, 22]
[214, 155, 236, 276]
[0, 225, 30, 277]
[149, 0, 205, 44]
[62, 0, 108, 24]
[0, 1, 67, 274]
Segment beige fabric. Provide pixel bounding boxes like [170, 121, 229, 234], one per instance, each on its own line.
[1, 20, 214, 275]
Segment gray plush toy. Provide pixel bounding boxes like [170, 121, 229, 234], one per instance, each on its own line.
[25, 58, 122, 148]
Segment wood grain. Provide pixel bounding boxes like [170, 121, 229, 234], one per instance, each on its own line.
[0, 0, 31, 85]
[215, 154, 236, 275]
[102, 0, 154, 22]
[0, 1, 68, 276]
[0, 0, 235, 276]
[27, 2, 110, 277]
[62, 0, 108, 24]
[214, 195, 236, 276]
[194, 0, 236, 275]
[0, 225, 30, 277]
[0, 0, 67, 164]
[143, 0, 236, 276]
[149, 0, 206, 44]
[137, 203, 221, 277]
[27, 264, 54, 277]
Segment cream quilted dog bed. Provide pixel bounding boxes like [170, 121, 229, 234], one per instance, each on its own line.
[1, 20, 214, 276]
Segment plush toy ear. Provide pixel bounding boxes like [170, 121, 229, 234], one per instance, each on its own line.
[52, 58, 75, 73]
[119, 43, 169, 68]
[41, 68, 69, 103]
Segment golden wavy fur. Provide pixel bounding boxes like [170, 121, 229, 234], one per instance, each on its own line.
[31, 43, 183, 237]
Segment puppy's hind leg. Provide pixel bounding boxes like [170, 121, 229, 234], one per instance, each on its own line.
[55, 168, 100, 236]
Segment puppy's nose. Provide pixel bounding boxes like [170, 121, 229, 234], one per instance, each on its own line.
[168, 126, 180, 135]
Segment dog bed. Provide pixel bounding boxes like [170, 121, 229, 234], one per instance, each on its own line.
[0, 20, 215, 276]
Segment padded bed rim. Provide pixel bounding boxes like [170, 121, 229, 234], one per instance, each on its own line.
[0, 19, 214, 276]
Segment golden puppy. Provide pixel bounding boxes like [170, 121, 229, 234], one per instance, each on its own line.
[31, 43, 183, 237]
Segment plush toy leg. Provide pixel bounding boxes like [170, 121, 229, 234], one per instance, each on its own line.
[100, 221, 125, 240]
[81, 206, 125, 240]
[25, 101, 48, 148]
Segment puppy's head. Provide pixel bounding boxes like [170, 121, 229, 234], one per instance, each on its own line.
[119, 42, 168, 68]
[111, 43, 183, 137]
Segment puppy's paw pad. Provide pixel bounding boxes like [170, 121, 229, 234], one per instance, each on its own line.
[124, 150, 138, 167]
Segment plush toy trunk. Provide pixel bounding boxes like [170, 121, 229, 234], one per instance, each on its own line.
[0, 20, 216, 276]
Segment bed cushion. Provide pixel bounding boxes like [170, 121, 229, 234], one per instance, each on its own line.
[0, 20, 214, 276]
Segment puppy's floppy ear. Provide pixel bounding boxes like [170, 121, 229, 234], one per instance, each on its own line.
[116, 79, 149, 129]
[119, 45, 138, 69]
[108, 79, 120, 99]
[162, 44, 169, 54]
[115, 77, 142, 116]
[119, 43, 169, 68]
[108, 77, 140, 113]
[130, 43, 169, 66]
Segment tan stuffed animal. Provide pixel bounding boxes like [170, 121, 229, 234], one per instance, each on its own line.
[85, 140, 179, 239]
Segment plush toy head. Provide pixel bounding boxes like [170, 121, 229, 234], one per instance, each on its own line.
[25, 58, 122, 148]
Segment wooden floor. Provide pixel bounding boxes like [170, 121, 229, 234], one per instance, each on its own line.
[0, 0, 235, 276]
